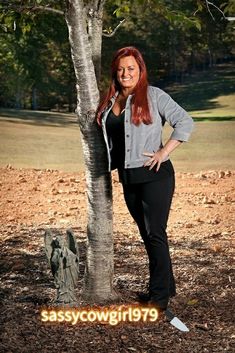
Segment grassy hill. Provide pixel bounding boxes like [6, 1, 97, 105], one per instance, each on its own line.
[165, 62, 235, 121]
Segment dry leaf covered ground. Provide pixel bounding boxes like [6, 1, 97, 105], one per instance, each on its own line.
[0, 166, 234, 353]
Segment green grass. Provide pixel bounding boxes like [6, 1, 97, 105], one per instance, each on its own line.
[188, 94, 235, 121]
[165, 62, 235, 121]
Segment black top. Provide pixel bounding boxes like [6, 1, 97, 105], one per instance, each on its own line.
[105, 110, 125, 169]
[105, 110, 174, 184]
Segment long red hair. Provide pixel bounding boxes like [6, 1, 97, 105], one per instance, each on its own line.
[96, 46, 152, 125]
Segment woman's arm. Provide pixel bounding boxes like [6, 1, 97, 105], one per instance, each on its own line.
[157, 89, 194, 142]
[143, 139, 182, 172]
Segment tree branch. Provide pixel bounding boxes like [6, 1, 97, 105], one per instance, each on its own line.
[205, 0, 215, 20]
[1, 5, 64, 16]
[205, 1, 227, 20]
[103, 19, 126, 38]
[31, 6, 64, 15]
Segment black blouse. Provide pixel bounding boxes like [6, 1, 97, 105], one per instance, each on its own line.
[105, 110, 174, 184]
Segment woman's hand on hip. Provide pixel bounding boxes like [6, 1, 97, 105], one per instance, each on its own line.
[143, 149, 168, 172]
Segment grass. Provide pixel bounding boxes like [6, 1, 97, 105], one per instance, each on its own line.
[162, 121, 235, 172]
[165, 62, 235, 121]
[188, 94, 235, 121]
[0, 62, 234, 173]
[0, 109, 234, 173]
[0, 109, 84, 172]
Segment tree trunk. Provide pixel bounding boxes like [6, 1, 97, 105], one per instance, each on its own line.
[208, 48, 213, 68]
[31, 86, 37, 110]
[65, 0, 117, 303]
[87, 1, 104, 83]
[15, 76, 22, 109]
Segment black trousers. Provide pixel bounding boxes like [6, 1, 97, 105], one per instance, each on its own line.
[122, 174, 176, 309]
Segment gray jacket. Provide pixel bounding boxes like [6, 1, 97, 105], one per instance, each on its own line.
[101, 86, 194, 171]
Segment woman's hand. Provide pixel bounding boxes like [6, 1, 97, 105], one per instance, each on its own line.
[143, 148, 168, 172]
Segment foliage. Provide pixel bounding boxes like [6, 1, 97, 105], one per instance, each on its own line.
[0, 2, 75, 110]
[0, 0, 234, 109]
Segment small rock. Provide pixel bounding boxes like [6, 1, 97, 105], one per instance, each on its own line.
[218, 170, 225, 178]
[9, 273, 18, 279]
[59, 219, 69, 224]
[221, 231, 229, 236]
[52, 188, 59, 195]
[211, 244, 222, 252]
[225, 170, 232, 177]
[58, 178, 65, 183]
[202, 196, 216, 204]
[22, 287, 29, 291]
[221, 195, 231, 202]
[121, 335, 128, 342]
[199, 172, 207, 179]
[7, 216, 15, 221]
[19, 177, 27, 183]
[209, 217, 220, 225]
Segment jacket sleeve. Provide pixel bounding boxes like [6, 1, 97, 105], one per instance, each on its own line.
[157, 89, 194, 142]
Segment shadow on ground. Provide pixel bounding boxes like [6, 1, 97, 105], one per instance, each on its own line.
[162, 63, 235, 112]
[0, 108, 78, 127]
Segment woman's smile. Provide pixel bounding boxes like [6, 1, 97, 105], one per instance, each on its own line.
[117, 56, 140, 93]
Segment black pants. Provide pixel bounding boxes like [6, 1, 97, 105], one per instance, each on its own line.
[122, 174, 175, 309]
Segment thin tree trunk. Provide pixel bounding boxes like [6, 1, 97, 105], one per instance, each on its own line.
[65, 0, 117, 303]
[87, 0, 104, 83]
[208, 48, 213, 68]
[31, 86, 37, 110]
[15, 76, 22, 109]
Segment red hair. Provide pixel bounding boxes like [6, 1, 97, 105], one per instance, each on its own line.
[96, 46, 152, 125]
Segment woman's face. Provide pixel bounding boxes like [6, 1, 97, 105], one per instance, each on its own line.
[116, 56, 140, 92]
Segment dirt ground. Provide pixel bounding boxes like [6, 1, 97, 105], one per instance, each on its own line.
[0, 165, 234, 353]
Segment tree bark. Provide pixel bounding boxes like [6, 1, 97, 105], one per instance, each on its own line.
[87, 0, 105, 83]
[65, 0, 117, 303]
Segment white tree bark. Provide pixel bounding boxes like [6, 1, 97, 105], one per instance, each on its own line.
[65, 0, 118, 303]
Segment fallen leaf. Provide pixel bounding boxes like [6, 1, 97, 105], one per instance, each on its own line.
[187, 299, 199, 305]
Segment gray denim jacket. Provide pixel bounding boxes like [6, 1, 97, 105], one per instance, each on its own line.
[101, 86, 194, 172]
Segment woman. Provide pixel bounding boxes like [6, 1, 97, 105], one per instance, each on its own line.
[97, 47, 194, 311]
